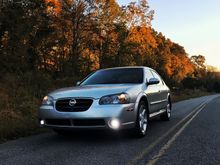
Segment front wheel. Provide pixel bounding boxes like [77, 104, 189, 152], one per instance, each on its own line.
[133, 101, 148, 137]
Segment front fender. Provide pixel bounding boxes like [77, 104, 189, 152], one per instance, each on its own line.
[133, 92, 149, 119]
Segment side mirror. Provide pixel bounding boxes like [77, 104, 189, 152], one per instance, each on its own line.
[147, 78, 160, 85]
[76, 81, 81, 86]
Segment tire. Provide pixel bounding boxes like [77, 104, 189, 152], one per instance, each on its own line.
[133, 100, 149, 137]
[160, 101, 171, 121]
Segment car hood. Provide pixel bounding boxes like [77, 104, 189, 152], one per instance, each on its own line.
[49, 84, 138, 100]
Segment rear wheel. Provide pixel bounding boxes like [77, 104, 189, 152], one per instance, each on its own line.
[160, 101, 171, 121]
[133, 101, 148, 137]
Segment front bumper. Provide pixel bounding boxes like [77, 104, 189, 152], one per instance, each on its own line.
[38, 99, 136, 130]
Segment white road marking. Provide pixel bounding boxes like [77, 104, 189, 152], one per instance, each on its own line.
[128, 96, 218, 165]
[127, 101, 209, 165]
[147, 104, 206, 165]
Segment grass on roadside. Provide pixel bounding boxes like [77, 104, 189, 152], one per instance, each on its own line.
[172, 88, 214, 102]
[0, 111, 47, 143]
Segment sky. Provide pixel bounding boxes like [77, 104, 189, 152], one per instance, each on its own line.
[117, 0, 220, 69]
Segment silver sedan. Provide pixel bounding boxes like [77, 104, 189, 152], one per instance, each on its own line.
[38, 66, 171, 137]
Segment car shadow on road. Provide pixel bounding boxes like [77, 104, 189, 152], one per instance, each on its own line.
[50, 129, 134, 143]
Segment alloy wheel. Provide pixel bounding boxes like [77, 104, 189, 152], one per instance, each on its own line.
[139, 105, 148, 134]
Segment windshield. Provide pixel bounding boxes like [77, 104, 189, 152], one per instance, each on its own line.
[81, 68, 144, 85]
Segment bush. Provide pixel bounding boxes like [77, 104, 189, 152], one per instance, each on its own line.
[0, 72, 74, 142]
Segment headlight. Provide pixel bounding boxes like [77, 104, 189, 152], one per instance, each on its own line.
[99, 93, 130, 105]
[42, 96, 53, 105]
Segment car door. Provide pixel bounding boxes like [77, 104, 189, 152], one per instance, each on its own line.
[144, 69, 162, 113]
[150, 70, 168, 110]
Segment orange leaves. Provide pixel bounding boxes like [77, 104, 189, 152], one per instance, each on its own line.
[127, 26, 157, 50]
[164, 53, 194, 81]
[125, 0, 153, 28]
[80, 48, 100, 73]
[156, 39, 195, 82]
[139, 27, 157, 48]
[45, 0, 62, 14]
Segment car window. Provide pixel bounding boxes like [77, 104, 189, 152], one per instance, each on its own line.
[81, 68, 144, 85]
[145, 69, 154, 82]
[151, 70, 163, 85]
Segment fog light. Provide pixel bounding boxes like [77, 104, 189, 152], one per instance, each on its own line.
[40, 120, 45, 125]
[109, 119, 120, 129]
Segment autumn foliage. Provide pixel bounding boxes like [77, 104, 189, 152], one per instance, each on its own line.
[0, 0, 197, 80]
[1, 0, 220, 90]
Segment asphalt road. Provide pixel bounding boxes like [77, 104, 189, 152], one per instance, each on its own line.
[0, 95, 220, 165]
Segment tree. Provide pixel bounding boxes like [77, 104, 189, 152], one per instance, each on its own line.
[0, 0, 49, 73]
[117, 0, 156, 67]
[123, 0, 154, 28]
[191, 55, 206, 70]
[190, 55, 206, 78]
[0, 0, 217, 92]
[90, 0, 122, 68]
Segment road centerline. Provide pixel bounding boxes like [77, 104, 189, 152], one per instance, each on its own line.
[146, 104, 206, 165]
[127, 99, 211, 165]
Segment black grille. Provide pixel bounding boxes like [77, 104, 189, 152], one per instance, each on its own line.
[73, 119, 105, 126]
[46, 119, 71, 126]
[55, 98, 93, 112]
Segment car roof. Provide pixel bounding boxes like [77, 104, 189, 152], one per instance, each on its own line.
[99, 66, 151, 71]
